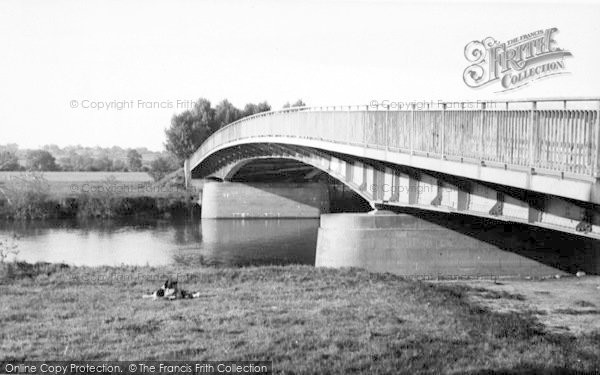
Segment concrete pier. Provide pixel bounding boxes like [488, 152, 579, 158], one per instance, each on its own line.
[315, 212, 577, 277]
[201, 181, 330, 219]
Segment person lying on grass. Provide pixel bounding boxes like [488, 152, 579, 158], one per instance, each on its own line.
[143, 279, 201, 300]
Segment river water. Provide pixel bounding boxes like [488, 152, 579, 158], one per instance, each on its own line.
[2, 215, 597, 275]
[0, 218, 319, 267]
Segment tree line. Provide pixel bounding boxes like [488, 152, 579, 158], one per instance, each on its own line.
[1, 98, 304, 181]
[164, 98, 305, 163]
[0, 145, 174, 173]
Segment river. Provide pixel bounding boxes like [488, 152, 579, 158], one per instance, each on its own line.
[0, 218, 319, 267]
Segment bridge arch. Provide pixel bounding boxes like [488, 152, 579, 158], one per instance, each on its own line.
[210, 154, 374, 209]
[187, 99, 600, 239]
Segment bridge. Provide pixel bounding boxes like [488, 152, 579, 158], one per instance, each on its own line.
[185, 98, 600, 276]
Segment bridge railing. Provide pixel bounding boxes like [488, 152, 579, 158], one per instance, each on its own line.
[190, 98, 600, 179]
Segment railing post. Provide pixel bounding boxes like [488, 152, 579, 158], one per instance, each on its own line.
[528, 101, 537, 171]
[364, 105, 369, 146]
[346, 105, 350, 144]
[594, 100, 600, 177]
[440, 102, 446, 158]
[410, 103, 415, 155]
[385, 104, 390, 150]
[331, 106, 335, 141]
[480, 102, 486, 161]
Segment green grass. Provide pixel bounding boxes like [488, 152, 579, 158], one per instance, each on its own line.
[0, 171, 155, 198]
[0, 171, 152, 182]
[0, 171, 196, 219]
[1, 263, 599, 374]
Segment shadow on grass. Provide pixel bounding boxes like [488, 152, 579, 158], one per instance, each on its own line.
[0, 265, 599, 373]
[0, 261, 69, 281]
[458, 367, 596, 374]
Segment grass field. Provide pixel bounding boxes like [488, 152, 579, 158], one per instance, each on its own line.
[1, 263, 598, 374]
[0, 171, 153, 182]
[0, 171, 156, 198]
[0, 171, 195, 219]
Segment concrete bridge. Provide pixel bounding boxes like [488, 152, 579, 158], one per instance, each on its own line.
[185, 98, 600, 276]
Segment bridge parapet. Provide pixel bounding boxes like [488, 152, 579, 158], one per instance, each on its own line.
[190, 98, 600, 181]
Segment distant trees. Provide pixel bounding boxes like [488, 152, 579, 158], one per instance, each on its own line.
[25, 150, 58, 171]
[0, 151, 20, 171]
[0, 144, 166, 172]
[127, 149, 143, 171]
[55, 146, 162, 172]
[165, 98, 271, 164]
[283, 99, 306, 108]
[112, 159, 127, 172]
[243, 101, 271, 117]
[0, 96, 286, 173]
[91, 156, 113, 172]
[0, 144, 21, 171]
[58, 152, 94, 171]
[148, 155, 179, 181]
[57, 152, 116, 172]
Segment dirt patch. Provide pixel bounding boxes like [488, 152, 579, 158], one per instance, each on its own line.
[434, 275, 600, 335]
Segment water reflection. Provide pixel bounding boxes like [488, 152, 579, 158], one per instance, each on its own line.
[0, 218, 319, 267]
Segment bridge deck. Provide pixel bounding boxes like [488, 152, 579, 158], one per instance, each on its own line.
[186, 98, 600, 239]
[190, 98, 600, 184]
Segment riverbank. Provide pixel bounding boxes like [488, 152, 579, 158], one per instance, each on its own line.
[1, 263, 598, 373]
[0, 171, 199, 219]
[0, 192, 199, 220]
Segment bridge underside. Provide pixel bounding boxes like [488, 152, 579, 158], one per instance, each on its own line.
[192, 142, 600, 240]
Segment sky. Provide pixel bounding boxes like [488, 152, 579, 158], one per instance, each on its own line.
[1, 0, 599, 151]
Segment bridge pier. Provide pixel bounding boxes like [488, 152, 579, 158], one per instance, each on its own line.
[201, 181, 330, 219]
[315, 212, 600, 277]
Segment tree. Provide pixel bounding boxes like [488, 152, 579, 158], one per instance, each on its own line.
[91, 156, 113, 171]
[74, 154, 95, 171]
[283, 99, 306, 109]
[0, 143, 18, 154]
[42, 144, 61, 155]
[127, 149, 143, 171]
[112, 159, 128, 171]
[292, 99, 306, 107]
[148, 156, 178, 181]
[165, 98, 272, 164]
[57, 156, 74, 171]
[25, 150, 58, 171]
[215, 99, 243, 129]
[0, 151, 20, 171]
[1, 172, 51, 219]
[243, 101, 271, 117]
[165, 98, 216, 164]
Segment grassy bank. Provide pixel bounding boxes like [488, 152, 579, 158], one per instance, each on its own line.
[1, 263, 598, 373]
[0, 172, 153, 198]
[0, 193, 198, 220]
[0, 171, 198, 219]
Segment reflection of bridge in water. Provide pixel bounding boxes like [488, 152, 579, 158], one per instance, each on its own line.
[192, 219, 319, 267]
[185, 98, 600, 276]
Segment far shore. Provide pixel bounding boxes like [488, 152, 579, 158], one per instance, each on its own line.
[1, 262, 598, 373]
[0, 170, 198, 220]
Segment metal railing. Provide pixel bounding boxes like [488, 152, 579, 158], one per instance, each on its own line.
[189, 98, 600, 179]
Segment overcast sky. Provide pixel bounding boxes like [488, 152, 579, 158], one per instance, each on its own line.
[1, 0, 599, 151]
